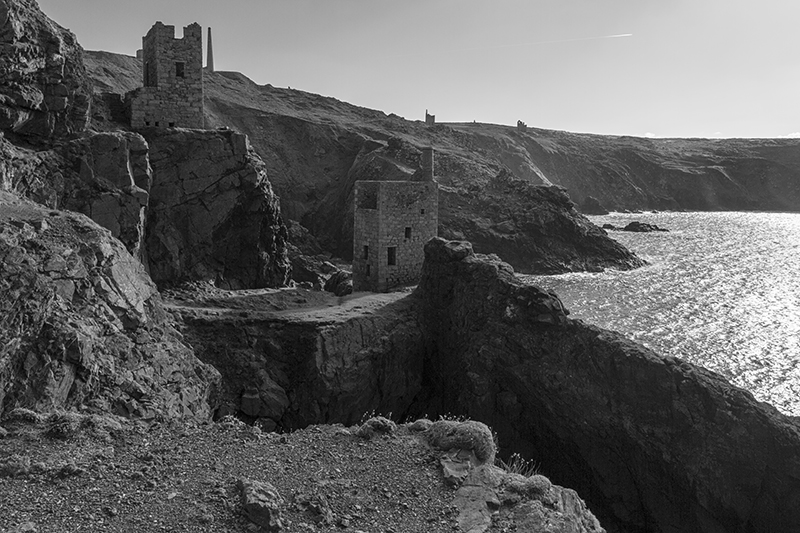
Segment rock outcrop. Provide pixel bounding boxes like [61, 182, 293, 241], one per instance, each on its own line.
[143, 128, 291, 289]
[0, 191, 219, 419]
[0, 0, 91, 144]
[412, 237, 800, 533]
[1, 130, 152, 259]
[603, 221, 669, 233]
[59, 131, 151, 257]
[174, 292, 424, 430]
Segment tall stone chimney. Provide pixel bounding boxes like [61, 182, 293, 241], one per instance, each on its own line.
[206, 27, 214, 72]
[421, 147, 434, 181]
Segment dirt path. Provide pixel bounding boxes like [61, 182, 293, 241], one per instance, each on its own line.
[162, 284, 411, 324]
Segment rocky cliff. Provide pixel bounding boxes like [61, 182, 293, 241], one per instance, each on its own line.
[0, 0, 292, 289]
[0, 191, 219, 419]
[84, 51, 644, 275]
[166, 237, 800, 532]
[0, 0, 90, 144]
[144, 129, 290, 288]
[413, 238, 800, 533]
[86, 50, 800, 263]
[166, 288, 423, 431]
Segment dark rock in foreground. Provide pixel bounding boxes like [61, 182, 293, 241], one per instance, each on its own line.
[413, 237, 800, 533]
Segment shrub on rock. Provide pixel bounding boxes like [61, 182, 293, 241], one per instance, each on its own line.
[426, 419, 496, 465]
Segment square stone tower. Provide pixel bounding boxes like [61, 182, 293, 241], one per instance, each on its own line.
[127, 22, 204, 129]
[352, 148, 438, 292]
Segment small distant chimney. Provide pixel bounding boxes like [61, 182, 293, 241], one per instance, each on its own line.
[421, 147, 434, 181]
[207, 27, 214, 72]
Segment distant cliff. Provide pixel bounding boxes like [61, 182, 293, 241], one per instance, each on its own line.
[84, 51, 644, 275]
[87, 50, 800, 234]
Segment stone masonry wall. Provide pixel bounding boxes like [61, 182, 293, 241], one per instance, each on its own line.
[128, 22, 203, 129]
[353, 180, 438, 292]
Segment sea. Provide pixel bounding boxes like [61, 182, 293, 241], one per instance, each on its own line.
[522, 211, 800, 416]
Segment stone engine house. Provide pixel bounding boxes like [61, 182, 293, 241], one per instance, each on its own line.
[352, 148, 438, 292]
[127, 22, 204, 129]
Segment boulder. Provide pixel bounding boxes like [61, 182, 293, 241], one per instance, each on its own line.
[144, 129, 290, 289]
[323, 269, 352, 296]
[0, 0, 91, 144]
[413, 237, 800, 533]
[237, 478, 284, 532]
[0, 191, 219, 420]
[287, 243, 338, 289]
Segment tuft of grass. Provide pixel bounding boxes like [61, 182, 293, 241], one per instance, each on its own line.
[497, 453, 540, 477]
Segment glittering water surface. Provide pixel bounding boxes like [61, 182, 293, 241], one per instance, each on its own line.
[522, 212, 800, 415]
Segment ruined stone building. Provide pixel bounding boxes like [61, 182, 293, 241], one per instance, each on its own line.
[517, 120, 528, 131]
[352, 148, 438, 292]
[126, 22, 204, 129]
[425, 110, 436, 125]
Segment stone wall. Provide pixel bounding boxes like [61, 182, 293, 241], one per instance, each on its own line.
[127, 22, 203, 129]
[353, 180, 438, 292]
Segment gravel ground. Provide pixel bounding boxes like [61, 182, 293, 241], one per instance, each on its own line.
[0, 412, 460, 533]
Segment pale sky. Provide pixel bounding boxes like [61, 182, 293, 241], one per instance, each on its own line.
[37, 0, 800, 138]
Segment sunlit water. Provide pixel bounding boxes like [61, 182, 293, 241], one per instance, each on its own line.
[522, 212, 800, 416]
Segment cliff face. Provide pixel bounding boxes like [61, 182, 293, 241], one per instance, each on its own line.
[468, 128, 800, 213]
[0, 0, 90, 144]
[83, 51, 644, 275]
[168, 238, 800, 532]
[144, 129, 291, 289]
[169, 291, 424, 431]
[413, 238, 800, 533]
[0, 191, 219, 419]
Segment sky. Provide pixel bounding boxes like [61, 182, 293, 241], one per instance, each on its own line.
[36, 0, 800, 139]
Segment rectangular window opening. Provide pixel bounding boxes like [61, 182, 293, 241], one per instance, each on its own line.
[175, 62, 185, 78]
[365, 264, 371, 277]
[154, 121, 160, 127]
[168, 122, 175, 127]
[363, 245, 369, 260]
[145, 121, 151, 127]
[404, 227, 412, 239]
[420, 209, 425, 214]
[387, 247, 397, 266]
